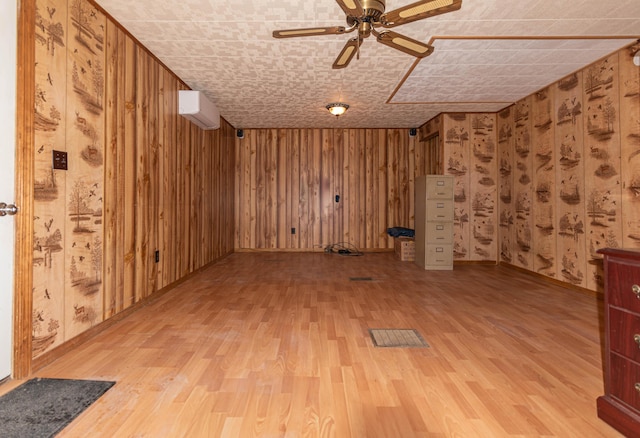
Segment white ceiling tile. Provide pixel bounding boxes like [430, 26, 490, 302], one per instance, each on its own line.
[95, 0, 640, 128]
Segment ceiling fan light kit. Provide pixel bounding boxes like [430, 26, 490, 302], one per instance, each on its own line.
[326, 102, 349, 116]
[273, 0, 462, 69]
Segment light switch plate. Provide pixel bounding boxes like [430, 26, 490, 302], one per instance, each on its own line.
[52, 150, 68, 170]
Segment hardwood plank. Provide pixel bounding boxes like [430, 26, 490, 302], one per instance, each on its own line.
[583, 54, 623, 292]
[148, 55, 159, 294]
[277, 129, 288, 249]
[365, 129, 374, 248]
[321, 129, 334, 247]
[123, 36, 137, 308]
[619, 49, 640, 249]
[554, 71, 587, 288]
[288, 129, 301, 249]
[104, 20, 118, 319]
[4, 252, 618, 437]
[376, 131, 388, 248]
[114, 27, 127, 314]
[498, 107, 516, 265]
[513, 97, 534, 269]
[135, 48, 150, 302]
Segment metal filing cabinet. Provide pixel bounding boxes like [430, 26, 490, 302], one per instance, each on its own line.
[414, 175, 454, 270]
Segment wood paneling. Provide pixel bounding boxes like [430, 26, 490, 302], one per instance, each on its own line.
[498, 106, 515, 264]
[513, 97, 533, 269]
[235, 129, 419, 251]
[443, 114, 471, 260]
[428, 43, 639, 293]
[419, 114, 443, 176]
[438, 112, 502, 263]
[28, 0, 235, 366]
[583, 54, 623, 291]
[531, 87, 556, 277]
[33, 0, 73, 355]
[469, 114, 497, 261]
[100, 21, 235, 320]
[619, 45, 640, 249]
[554, 71, 588, 288]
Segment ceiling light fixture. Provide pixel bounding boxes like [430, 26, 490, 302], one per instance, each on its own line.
[326, 102, 349, 117]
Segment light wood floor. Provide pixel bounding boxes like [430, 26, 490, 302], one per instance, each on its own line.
[2, 252, 623, 437]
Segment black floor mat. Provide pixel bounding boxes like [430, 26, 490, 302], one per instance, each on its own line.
[0, 377, 115, 438]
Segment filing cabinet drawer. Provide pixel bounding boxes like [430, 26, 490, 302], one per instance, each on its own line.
[425, 244, 453, 268]
[425, 200, 453, 222]
[426, 176, 454, 199]
[426, 221, 453, 244]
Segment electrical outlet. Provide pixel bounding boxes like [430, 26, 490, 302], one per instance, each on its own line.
[155, 250, 160, 263]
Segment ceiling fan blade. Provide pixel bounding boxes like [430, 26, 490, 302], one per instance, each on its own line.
[273, 26, 346, 38]
[381, 0, 462, 27]
[333, 38, 361, 69]
[376, 30, 434, 58]
[335, 0, 364, 17]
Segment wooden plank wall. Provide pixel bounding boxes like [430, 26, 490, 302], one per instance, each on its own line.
[31, 0, 235, 360]
[425, 46, 638, 293]
[443, 114, 472, 260]
[497, 107, 515, 264]
[620, 43, 640, 249]
[234, 128, 420, 251]
[103, 26, 236, 315]
[441, 113, 498, 262]
[469, 114, 498, 261]
[531, 86, 556, 278]
[554, 72, 588, 288]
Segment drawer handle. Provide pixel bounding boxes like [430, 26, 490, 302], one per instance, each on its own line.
[634, 334, 640, 348]
[634, 284, 640, 299]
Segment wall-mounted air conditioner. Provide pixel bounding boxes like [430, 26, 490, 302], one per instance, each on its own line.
[178, 90, 220, 130]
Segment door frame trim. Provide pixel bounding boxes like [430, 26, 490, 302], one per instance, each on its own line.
[13, 0, 35, 379]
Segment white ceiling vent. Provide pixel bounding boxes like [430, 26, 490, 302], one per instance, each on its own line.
[178, 90, 220, 130]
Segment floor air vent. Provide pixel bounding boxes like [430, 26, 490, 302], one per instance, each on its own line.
[369, 329, 429, 348]
[349, 277, 373, 282]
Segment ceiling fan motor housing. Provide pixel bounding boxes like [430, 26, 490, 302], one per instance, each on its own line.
[362, 0, 386, 18]
[346, 0, 386, 37]
[346, 0, 386, 22]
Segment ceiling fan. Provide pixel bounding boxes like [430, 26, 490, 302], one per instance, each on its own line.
[272, 0, 462, 69]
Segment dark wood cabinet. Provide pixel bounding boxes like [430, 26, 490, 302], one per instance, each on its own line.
[598, 248, 640, 436]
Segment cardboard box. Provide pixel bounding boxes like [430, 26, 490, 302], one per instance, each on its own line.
[394, 237, 415, 262]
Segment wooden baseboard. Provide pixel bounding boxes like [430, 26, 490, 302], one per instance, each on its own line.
[498, 261, 602, 298]
[453, 260, 498, 265]
[234, 247, 393, 253]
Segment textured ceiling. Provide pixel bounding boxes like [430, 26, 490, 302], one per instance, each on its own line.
[94, 0, 640, 129]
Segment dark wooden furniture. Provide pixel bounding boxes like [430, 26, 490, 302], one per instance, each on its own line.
[598, 248, 640, 436]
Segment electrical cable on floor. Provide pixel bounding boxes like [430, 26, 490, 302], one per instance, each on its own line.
[323, 242, 363, 256]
